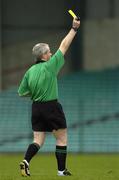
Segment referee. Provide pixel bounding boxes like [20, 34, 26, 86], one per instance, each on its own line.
[18, 18, 80, 177]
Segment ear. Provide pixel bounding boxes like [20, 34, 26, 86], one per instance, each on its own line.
[40, 54, 44, 59]
[42, 54, 47, 60]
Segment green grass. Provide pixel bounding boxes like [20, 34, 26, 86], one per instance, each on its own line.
[0, 154, 119, 180]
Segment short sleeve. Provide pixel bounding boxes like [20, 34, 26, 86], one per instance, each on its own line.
[46, 49, 65, 75]
[18, 72, 31, 96]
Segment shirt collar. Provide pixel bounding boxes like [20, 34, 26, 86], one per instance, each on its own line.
[35, 59, 46, 64]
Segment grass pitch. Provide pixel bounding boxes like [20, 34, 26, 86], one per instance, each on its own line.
[0, 154, 119, 180]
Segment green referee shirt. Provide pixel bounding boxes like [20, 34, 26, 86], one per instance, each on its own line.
[18, 49, 65, 102]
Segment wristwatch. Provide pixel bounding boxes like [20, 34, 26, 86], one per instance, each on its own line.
[72, 27, 78, 32]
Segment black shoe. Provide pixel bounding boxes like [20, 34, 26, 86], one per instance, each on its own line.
[58, 169, 72, 176]
[63, 169, 72, 176]
[20, 160, 30, 177]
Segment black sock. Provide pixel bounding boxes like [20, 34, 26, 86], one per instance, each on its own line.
[55, 145, 67, 171]
[24, 143, 40, 163]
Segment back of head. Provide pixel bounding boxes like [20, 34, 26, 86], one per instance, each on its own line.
[32, 43, 49, 61]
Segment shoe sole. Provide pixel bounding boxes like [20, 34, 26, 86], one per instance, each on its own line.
[58, 173, 72, 176]
[58, 174, 72, 176]
[20, 162, 28, 177]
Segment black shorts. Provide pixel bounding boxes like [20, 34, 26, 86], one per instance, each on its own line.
[31, 100, 67, 132]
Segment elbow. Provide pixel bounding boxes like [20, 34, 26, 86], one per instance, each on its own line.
[18, 92, 22, 97]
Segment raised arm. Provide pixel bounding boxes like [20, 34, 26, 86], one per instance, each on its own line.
[59, 18, 80, 55]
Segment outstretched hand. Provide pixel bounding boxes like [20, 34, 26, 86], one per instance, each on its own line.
[72, 18, 80, 30]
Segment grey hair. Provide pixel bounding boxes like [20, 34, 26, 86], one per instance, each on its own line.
[32, 43, 49, 59]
